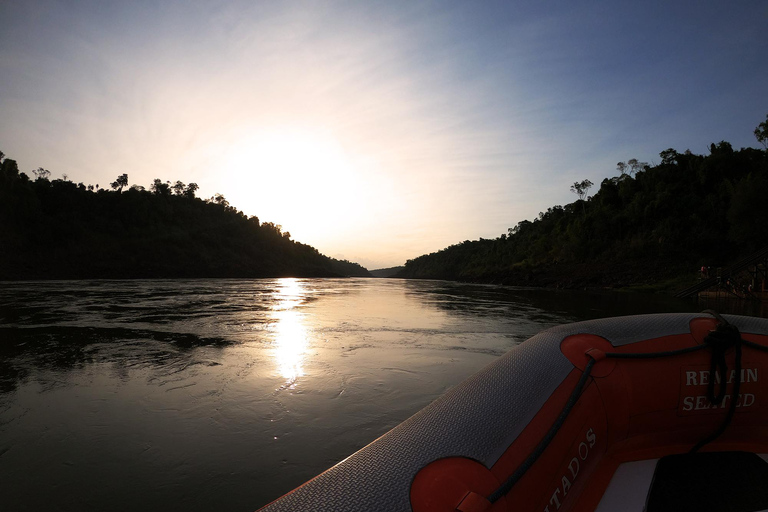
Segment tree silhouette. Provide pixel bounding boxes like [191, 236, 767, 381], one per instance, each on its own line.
[755, 114, 768, 149]
[0, 153, 20, 182]
[212, 193, 229, 208]
[0, 149, 371, 279]
[151, 179, 171, 196]
[616, 159, 646, 178]
[172, 180, 186, 196]
[570, 179, 593, 200]
[659, 149, 678, 165]
[32, 167, 51, 181]
[398, 114, 768, 287]
[184, 183, 199, 198]
[110, 173, 128, 192]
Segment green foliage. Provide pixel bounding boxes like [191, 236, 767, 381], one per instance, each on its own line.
[399, 135, 768, 286]
[0, 154, 370, 280]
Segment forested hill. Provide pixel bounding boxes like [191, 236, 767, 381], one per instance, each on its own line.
[0, 151, 370, 280]
[398, 121, 768, 289]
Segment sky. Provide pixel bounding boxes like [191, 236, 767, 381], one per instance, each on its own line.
[1, 1, 767, 270]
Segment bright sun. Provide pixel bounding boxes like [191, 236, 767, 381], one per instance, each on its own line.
[220, 127, 367, 243]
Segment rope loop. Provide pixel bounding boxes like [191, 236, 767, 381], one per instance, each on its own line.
[703, 321, 742, 405]
[483, 310, 753, 503]
[703, 321, 740, 352]
[689, 311, 745, 453]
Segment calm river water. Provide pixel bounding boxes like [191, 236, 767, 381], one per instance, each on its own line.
[0, 278, 740, 511]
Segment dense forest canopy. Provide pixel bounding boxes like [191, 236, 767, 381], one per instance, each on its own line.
[398, 116, 768, 289]
[0, 153, 369, 280]
[3, 114, 767, 284]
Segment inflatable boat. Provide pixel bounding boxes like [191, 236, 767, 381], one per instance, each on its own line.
[258, 312, 768, 512]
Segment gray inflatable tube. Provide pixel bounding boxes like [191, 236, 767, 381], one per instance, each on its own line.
[258, 313, 768, 512]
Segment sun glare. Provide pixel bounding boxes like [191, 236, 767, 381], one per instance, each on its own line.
[271, 278, 310, 386]
[221, 127, 368, 243]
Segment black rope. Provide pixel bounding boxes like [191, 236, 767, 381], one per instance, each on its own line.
[744, 339, 768, 352]
[689, 311, 744, 453]
[483, 310, 758, 504]
[486, 342, 709, 504]
[705, 317, 739, 404]
[487, 358, 596, 504]
[604, 344, 705, 359]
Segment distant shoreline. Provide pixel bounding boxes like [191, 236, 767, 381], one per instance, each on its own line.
[395, 259, 697, 295]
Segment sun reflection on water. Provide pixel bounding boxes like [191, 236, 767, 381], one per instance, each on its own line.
[271, 279, 309, 386]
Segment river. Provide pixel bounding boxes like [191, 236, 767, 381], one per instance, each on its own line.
[0, 278, 741, 511]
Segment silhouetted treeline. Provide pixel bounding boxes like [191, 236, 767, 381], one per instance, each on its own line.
[399, 129, 768, 288]
[369, 266, 405, 278]
[0, 153, 369, 280]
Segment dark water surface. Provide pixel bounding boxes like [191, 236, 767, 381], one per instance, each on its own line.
[0, 279, 715, 511]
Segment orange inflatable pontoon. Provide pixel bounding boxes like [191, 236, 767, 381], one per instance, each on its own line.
[259, 313, 768, 512]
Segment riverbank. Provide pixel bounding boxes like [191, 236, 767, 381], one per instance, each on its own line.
[412, 258, 699, 295]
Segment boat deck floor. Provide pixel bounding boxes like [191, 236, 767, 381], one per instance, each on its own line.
[597, 451, 768, 512]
